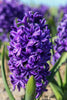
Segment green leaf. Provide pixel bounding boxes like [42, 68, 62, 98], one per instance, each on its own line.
[49, 82, 63, 100]
[25, 76, 36, 100]
[63, 59, 67, 90]
[55, 52, 67, 90]
[50, 57, 61, 73]
[0, 40, 2, 48]
[59, 52, 67, 66]
[4, 42, 9, 60]
[56, 71, 63, 89]
[1, 46, 15, 100]
[51, 52, 67, 73]
[47, 56, 61, 82]
[47, 52, 67, 83]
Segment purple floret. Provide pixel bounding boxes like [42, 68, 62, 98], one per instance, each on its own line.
[8, 11, 51, 98]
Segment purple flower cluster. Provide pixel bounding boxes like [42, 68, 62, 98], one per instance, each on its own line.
[53, 14, 67, 64]
[0, 1, 25, 41]
[8, 12, 51, 98]
[59, 5, 67, 15]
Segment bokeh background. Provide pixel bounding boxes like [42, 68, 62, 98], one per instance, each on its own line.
[21, 0, 67, 7]
[1, 0, 67, 7]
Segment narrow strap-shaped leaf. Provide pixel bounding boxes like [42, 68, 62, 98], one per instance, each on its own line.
[49, 82, 63, 100]
[1, 46, 15, 100]
[25, 76, 36, 100]
[51, 52, 67, 73]
[51, 57, 61, 73]
[50, 32, 63, 89]
[48, 52, 67, 84]
[63, 59, 67, 89]
[56, 71, 63, 88]
[47, 56, 62, 82]
[48, 62, 65, 84]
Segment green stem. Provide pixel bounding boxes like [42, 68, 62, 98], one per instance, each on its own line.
[51, 35, 54, 56]
[47, 56, 62, 83]
[49, 82, 63, 100]
[56, 71, 63, 88]
[1, 46, 15, 100]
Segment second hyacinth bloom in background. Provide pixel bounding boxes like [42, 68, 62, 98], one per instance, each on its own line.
[53, 14, 67, 64]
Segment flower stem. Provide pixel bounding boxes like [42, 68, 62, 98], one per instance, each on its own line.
[1, 45, 15, 100]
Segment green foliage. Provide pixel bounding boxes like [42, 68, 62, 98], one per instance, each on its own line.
[49, 53, 67, 100]
[1, 46, 15, 100]
[56, 71, 63, 89]
[0, 40, 2, 48]
[63, 59, 67, 90]
[49, 82, 63, 100]
[47, 54, 63, 83]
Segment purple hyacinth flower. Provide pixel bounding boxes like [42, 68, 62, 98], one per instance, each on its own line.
[59, 5, 67, 15]
[0, 1, 25, 42]
[52, 14, 67, 65]
[8, 11, 51, 98]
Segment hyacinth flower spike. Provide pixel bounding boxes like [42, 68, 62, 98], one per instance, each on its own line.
[50, 14, 67, 100]
[1, 11, 65, 100]
[8, 11, 52, 98]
